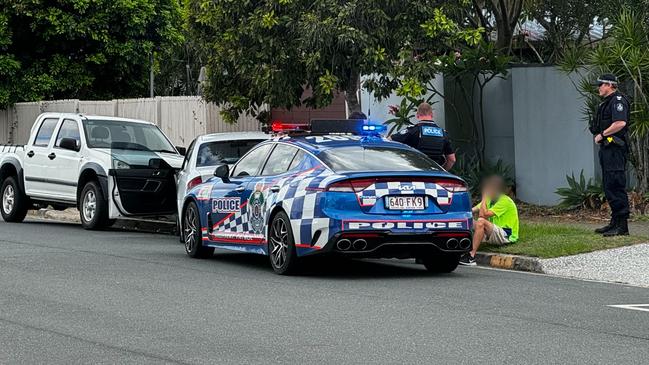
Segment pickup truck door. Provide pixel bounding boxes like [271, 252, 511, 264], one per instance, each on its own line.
[110, 154, 178, 216]
[23, 117, 62, 198]
[48, 118, 83, 200]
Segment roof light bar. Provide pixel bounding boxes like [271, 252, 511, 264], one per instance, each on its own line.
[270, 121, 310, 133]
[310, 119, 386, 135]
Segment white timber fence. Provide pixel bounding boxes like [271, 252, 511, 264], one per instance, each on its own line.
[0, 96, 263, 147]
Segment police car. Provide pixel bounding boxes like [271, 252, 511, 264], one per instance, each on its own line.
[180, 120, 473, 274]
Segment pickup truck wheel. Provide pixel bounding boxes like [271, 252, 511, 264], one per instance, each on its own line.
[1, 176, 29, 223]
[80, 181, 109, 230]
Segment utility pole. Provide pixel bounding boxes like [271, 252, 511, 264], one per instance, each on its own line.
[149, 52, 154, 98]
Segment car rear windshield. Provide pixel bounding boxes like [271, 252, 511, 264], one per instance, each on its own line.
[318, 146, 441, 172]
[196, 139, 266, 167]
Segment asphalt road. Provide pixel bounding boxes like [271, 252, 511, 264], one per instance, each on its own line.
[1, 220, 648, 364]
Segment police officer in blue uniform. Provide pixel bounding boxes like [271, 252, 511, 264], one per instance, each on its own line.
[592, 74, 630, 236]
[390, 102, 456, 170]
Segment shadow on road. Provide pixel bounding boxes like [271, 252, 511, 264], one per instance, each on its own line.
[207, 251, 465, 280]
[23, 218, 174, 236]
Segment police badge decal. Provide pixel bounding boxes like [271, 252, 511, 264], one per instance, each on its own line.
[248, 182, 266, 234]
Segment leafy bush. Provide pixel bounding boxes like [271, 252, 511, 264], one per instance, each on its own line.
[555, 171, 604, 210]
[453, 154, 516, 198]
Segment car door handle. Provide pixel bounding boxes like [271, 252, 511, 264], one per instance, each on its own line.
[270, 185, 280, 193]
[27, 151, 35, 158]
[235, 186, 246, 192]
[48, 153, 56, 160]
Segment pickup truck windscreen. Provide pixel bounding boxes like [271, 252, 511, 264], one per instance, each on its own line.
[82, 120, 176, 153]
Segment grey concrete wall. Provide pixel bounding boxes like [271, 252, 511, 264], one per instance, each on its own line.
[512, 66, 596, 205]
[481, 75, 515, 167]
[360, 74, 446, 129]
[443, 73, 515, 168]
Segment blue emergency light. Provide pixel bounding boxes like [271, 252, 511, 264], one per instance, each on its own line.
[310, 119, 386, 135]
[361, 124, 386, 133]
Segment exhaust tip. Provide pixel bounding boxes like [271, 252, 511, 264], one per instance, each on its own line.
[336, 239, 352, 251]
[446, 238, 459, 249]
[459, 238, 472, 250]
[352, 239, 368, 251]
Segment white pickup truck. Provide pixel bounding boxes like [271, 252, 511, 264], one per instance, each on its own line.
[0, 113, 184, 229]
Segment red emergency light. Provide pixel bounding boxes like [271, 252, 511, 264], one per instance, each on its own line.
[271, 121, 310, 133]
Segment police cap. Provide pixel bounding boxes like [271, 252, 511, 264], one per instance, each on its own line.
[593, 73, 618, 86]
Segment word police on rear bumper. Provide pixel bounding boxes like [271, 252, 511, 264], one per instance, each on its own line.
[346, 221, 467, 230]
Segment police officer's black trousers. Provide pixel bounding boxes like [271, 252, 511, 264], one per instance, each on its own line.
[599, 146, 630, 219]
[602, 170, 629, 219]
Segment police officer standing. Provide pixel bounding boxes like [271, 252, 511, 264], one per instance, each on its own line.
[592, 74, 630, 236]
[390, 102, 456, 170]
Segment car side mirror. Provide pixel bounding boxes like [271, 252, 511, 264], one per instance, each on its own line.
[176, 146, 186, 156]
[148, 158, 171, 170]
[214, 164, 230, 183]
[59, 138, 79, 152]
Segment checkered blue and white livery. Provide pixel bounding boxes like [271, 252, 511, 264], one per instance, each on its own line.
[209, 166, 344, 250]
[356, 181, 453, 207]
[267, 167, 343, 249]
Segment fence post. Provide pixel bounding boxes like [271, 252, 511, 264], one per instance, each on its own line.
[156, 96, 162, 126]
[9, 105, 18, 145]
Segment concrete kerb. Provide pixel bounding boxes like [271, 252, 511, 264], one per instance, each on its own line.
[475, 252, 544, 273]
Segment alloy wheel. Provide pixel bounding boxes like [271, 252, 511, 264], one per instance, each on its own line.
[270, 217, 289, 269]
[82, 190, 96, 222]
[184, 205, 198, 253]
[2, 185, 15, 215]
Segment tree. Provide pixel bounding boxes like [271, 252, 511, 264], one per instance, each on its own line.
[524, 0, 648, 63]
[188, 0, 483, 123]
[465, 0, 526, 53]
[0, 0, 183, 107]
[526, 0, 605, 63]
[561, 8, 649, 194]
[155, 4, 205, 97]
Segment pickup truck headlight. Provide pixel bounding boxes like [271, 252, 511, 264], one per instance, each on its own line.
[113, 160, 131, 169]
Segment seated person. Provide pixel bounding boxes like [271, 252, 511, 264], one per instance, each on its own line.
[460, 175, 519, 266]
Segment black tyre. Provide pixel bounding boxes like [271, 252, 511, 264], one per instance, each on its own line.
[183, 201, 214, 258]
[1, 176, 29, 223]
[79, 181, 109, 230]
[422, 254, 460, 273]
[268, 211, 298, 275]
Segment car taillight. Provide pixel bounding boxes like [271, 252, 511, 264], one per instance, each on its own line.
[350, 179, 374, 192]
[187, 176, 203, 191]
[324, 178, 467, 193]
[325, 179, 375, 193]
[325, 181, 354, 192]
[436, 179, 467, 192]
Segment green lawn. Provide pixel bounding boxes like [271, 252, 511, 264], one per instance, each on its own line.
[480, 222, 647, 259]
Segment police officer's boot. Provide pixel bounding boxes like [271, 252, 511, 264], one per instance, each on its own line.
[603, 217, 629, 237]
[595, 217, 617, 234]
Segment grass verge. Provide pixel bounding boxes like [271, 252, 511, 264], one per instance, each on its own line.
[480, 222, 647, 259]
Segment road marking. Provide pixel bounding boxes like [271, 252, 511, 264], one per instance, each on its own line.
[607, 304, 649, 312]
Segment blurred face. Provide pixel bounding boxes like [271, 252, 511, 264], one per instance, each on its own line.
[482, 178, 503, 199]
[598, 82, 614, 97]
